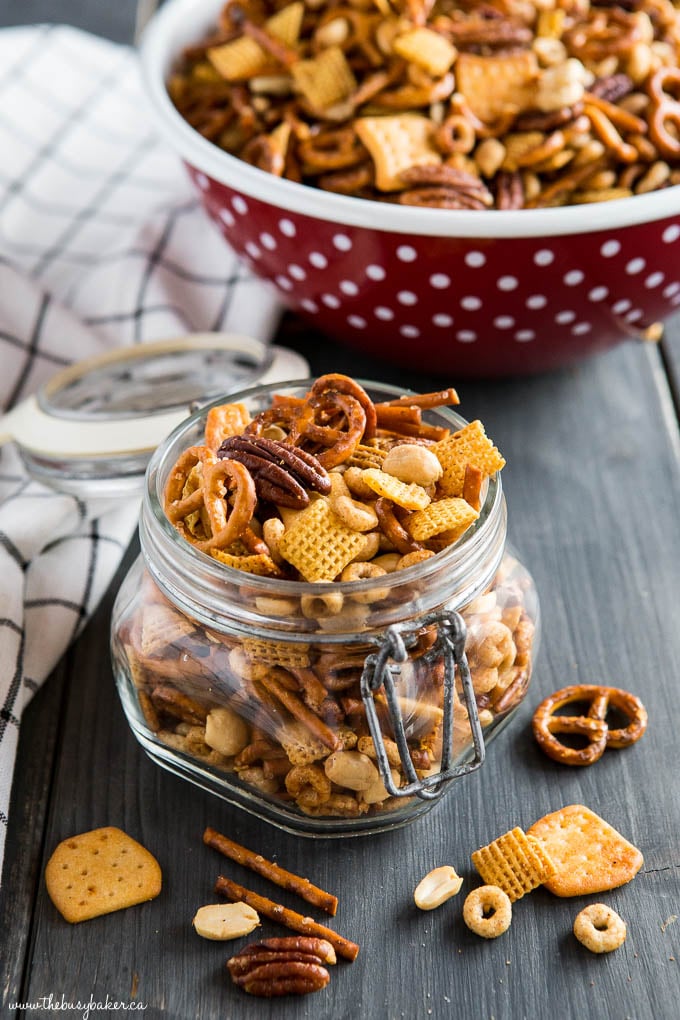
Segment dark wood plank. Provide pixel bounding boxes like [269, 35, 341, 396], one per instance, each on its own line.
[13, 334, 680, 1019]
[0, 0, 140, 43]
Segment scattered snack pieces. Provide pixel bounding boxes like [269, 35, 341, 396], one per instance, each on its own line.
[573, 903, 627, 954]
[527, 804, 643, 898]
[203, 827, 338, 915]
[463, 886, 512, 939]
[414, 866, 464, 910]
[215, 875, 360, 961]
[45, 827, 161, 923]
[169, 1, 680, 208]
[227, 936, 335, 997]
[193, 902, 260, 940]
[471, 825, 556, 902]
[532, 684, 648, 766]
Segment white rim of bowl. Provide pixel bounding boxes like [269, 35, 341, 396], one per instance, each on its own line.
[140, 0, 680, 239]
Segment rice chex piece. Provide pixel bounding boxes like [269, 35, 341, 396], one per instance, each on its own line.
[140, 601, 196, 657]
[471, 826, 556, 902]
[291, 46, 356, 110]
[434, 420, 505, 498]
[347, 443, 386, 470]
[210, 550, 282, 577]
[455, 51, 539, 125]
[242, 636, 311, 668]
[361, 468, 431, 510]
[393, 28, 457, 78]
[407, 497, 478, 542]
[527, 804, 643, 897]
[278, 497, 368, 581]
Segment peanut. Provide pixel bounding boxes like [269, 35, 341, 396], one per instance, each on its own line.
[193, 902, 260, 940]
[414, 866, 464, 910]
[382, 444, 442, 487]
[324, 750, 379, 791]
[204, 707, 250, 757]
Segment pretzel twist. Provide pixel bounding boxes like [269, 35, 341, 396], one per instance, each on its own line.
[532, 684, 647, 766]
[648, 67, 680, 159]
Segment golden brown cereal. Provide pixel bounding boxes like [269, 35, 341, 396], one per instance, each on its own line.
[435, 421, 506, 499]
[278, 498, 370, 581]
[291, 47, 356, 110]
[527, 805, 643, 897]
[45, 827, 162, 923]
[361, 468, 431, 511]
[471, 826, 556, 902]
[407, 498, 479, 543]
[573, 903, 627, 953]
[463, 886, 512, 939]
[355, 115, 441, 192]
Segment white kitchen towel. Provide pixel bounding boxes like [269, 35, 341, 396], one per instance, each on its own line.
[0, 24, 282, 884]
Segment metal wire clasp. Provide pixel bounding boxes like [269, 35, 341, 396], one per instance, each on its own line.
[359, 610, 486, 801]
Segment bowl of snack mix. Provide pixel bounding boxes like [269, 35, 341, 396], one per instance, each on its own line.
[141, 0, 680, 377]
[111, 374, 539, 834]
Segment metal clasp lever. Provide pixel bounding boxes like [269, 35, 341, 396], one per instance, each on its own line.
[360, 611, 486, 801]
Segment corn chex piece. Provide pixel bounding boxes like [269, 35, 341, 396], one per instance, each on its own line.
[140, 601, 196, 657]
[361, 468, 431, 511]
[347, 443, 387, 470]
[355, 114, 441, 192]
[204, 402, 250, 451]
[279, 720, 328, 765]
[45, 827, 162, 923]
[434, 420, 505, 498]
[471, 826, 556, 902]
[455, 52, 539, 124]
[207, 3, 303, 82]
[241, 636, 311, 668]
[292, 46, 356, 110]
[278, 498, 367, 581]
[407, 497, 478, 543]
[210, 550, 282, 577]
[393, 28, 457, 78]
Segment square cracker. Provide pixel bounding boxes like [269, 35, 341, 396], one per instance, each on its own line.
[471, 825, 556, 902]
[45, 827, 162, 923]
[527, 804, 643, 897]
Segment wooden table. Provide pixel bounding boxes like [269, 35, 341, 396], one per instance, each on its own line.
[2, 4, 680, 1019]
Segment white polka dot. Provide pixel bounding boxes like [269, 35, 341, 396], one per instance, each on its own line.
[663, 224, 680, 243]
[396, 245, 417, 262]
[494, 316, 515, 329]
[613, 299, 632, 314]
[433, 313, 453, 327]
[588, 286, 608, 302]
[366, 264, 386, 281]
[348, 315, 366, 328]
[645, 272, 664, 288]
[339, 280, 359, 296]
[526, 294, 547, 309]
[375, 306, 394, 321]
[244, 241, 261, 259]
[564, 269, 584, 286]
[600, 239, 620, 257]
[275, 275, 293, 291]
[672, 293, 680, 306]
[465, 251, 486, 268]
[397, 291, 418, 306]
[534, 249, 555, 266]
[625, 309, 643, 322]
[515, 330, 535, 342]
[195, 172, 209, 190]
[333, 234, 352, 252]
[232, 196, 248, 215]
[626, 257, 645, 275]
[664, 282, 680, 297]
[497, 276, 519, 291]
[572, 322, 592, 335]
[260, 233, 277, 251]
[400, 325, 420, 338]
[219, 208, 235, 227]
[309, 252, 328, 269]
[301, 299, 318, 314]
[288, 264, 307, 282]
[321, 293, 340, 308]
[279, 218, 296, 237]
[555, 310, 576, 324]
[457, 330, 477, 343]
[461, 296, 482, 311]
[430, 273, 450, 289]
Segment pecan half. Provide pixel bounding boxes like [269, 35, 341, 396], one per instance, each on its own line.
[227, 937, 334, 997]
[588, 73, 634, 105]
[495, 170, 525, 210]
[217, 436, 331, 508]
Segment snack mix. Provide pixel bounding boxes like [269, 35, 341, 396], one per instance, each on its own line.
[169, 0, 680, 208]
[114, 374, 536, 821]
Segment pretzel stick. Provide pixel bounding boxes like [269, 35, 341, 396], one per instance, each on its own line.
[215, 876, 360, 960]
[375, 405, 422, 429]
[258, 671, 342, 752]
[377, 388, 460, 408]
[204, 828, 338, 915]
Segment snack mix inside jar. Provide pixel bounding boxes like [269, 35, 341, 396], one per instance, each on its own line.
[111, 374, 539, 835]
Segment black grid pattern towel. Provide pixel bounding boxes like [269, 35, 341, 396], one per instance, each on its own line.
[0, 25, 281, 882]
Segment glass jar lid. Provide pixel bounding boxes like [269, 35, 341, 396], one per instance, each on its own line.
[0, 333, 308, 497]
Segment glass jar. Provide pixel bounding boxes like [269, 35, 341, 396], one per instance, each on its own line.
[110, 380, 539, 836]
